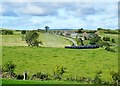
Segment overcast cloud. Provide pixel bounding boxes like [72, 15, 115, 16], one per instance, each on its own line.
[0, 1, 118, 30]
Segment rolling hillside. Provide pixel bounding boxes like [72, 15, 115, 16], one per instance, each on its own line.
[1, 33, 72, 47]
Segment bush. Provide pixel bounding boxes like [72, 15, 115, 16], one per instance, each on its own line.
[104, 30, 119, 34]
[21, 30, 26, 34]
[93, 71, 102, 84]
[96, 41, 110, 47]
[105, 46, 116, 52]
[53, 65, 66, 80]
[111, 38, 115, 43]
[16, 74, 24, 80]
[103, 37, 110, 41]
[1, 30, 14, 35]
[89, 34, 101, 45]
[2, 72, 17, 79]
[110, 70, 120, 85]
[31, 72, 49, 80]
[2, 61, 16, 74]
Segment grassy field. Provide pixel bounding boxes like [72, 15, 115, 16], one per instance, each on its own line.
[99, 33, 118, 45]
[2, 79, 80, 84]
[1, 31, 119, 84]
[2, 46, 118, 82]
[1, 33, 72, 47]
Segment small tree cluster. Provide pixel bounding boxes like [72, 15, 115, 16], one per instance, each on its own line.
[24, 31, 43, 46]
[103, 37, 110, 41]
[1, 30, 14, 35]
[21, 30, 26, 34]
[77, 28, 84, 33]
[89, 34, 101, 45]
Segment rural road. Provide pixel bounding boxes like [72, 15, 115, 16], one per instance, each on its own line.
[62, 36, 78, 46]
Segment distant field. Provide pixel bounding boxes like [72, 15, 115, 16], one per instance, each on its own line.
[99, 33, 118, 45]
[2, 35, 27, 46]
[1, 33, 72, 47]
[2, 46, 118, 82]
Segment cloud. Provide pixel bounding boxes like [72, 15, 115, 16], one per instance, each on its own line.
[18, 3, 46, 16]
[1, 2, 118, 30]
[2, 0, 119, 2]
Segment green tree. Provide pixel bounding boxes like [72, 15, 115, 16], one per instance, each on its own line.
[21, 30, 26, 34]
[24, 31, 43, 46]
[89, 34, 101, 45]
[111, 38, 115, 43]
[45, 26, 49, 33]
[77, 28, 83, 33]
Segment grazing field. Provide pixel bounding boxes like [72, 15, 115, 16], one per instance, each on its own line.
[2, 79, 79, 84]
[1, 33, 72, 47]
[2, 46, 118, 82]
[1, 32, 119, 84]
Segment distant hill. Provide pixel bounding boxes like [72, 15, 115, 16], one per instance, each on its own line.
[0, 28, 13, 30]
[49, 29, 76, 30]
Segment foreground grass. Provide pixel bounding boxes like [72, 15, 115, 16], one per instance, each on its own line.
[2, 46, 118, 82]
[2, 79, 80, 84]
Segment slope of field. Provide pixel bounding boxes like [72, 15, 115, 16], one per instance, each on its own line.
[39, 33, 72, 47]
[99, 33, 118, 45]
[2, 46, 118, 82]
[2, 35, 27, 46]
[1, 33, 72, 47]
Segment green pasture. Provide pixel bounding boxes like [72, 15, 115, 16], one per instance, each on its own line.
[2, 46, 118, 82]
[2, 79, 80, 84]
[1, 33, 72, 47]
[1, 31, 119, 84]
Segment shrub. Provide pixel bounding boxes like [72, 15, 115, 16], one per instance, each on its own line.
[105, 46, 116, 52]
[16, 74, 24, 80]
[103, 37, 110, 41]
[2, 61, 16, 74]
[2, 72, 17, 79]
[93, 71, 102, 84]
[53, 65, 66, 80]
[89, 34, 101, 45]
[31, 72, 49, 80]
[111, 38, 115, 43]
[21, 30, 26, 34]
[96, 41, 110, 47]
[110, 70, 120, 85]
[104, 30, 119, 34]
[1, 30, 14, 35]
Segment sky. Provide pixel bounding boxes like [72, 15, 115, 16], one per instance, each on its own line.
[0, 0, 119, 30]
